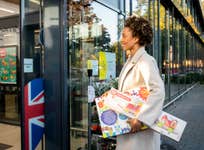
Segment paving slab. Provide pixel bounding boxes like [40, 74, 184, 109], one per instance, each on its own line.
[161, 84, 204, 150]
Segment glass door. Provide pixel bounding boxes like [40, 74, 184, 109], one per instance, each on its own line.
[68, 0, 125, 149]
[21, 0, 44, 149]
[22, 0, 44, 82]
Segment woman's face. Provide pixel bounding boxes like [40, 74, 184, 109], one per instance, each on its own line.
[120, 27, 138, 51]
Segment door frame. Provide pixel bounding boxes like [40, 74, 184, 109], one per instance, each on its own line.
[20, 0, 68, 149]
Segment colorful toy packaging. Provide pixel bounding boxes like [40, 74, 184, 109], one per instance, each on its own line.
[95, 87, 187, 141]
[95, 96, 131, 138]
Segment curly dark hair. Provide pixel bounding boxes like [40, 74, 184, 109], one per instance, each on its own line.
[124, 16, 153, 46]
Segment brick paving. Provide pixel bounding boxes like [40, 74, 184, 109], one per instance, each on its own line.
[161, 84, 204, 150]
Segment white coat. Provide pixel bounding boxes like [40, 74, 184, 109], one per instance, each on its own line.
[116, 47, 165, 150]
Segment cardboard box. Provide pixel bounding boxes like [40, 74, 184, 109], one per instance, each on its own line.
[95, 97, 131, 138]
[152, 111, 187, 142]
[95, 88, 187, 141]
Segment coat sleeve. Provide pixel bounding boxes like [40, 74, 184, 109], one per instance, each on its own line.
[137, 56, 165, 126]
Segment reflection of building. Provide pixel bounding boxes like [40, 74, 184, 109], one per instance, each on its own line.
[0, 0, 204, 149]
[169, 45, 173, 62]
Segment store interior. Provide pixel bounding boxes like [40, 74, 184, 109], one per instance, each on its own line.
[0, 1, 21, 149]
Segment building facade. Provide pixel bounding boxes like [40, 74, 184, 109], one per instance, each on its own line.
[0, 0, 204, 149]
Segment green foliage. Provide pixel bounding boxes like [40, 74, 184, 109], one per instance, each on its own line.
[168, 72, 204, 84]
[186, 73, 200, 84]
[93, 78, 118, 97]
[199, 74, 204, 84]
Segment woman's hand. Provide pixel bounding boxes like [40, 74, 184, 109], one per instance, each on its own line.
[127, 118, 142, 133]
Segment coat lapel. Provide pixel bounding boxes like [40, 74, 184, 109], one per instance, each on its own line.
[119, 47, 146, 91]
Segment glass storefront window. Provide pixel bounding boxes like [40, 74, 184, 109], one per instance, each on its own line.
[0, 0, 21, 149]
[160, 4, 170, 102]
[120, 0, 125, 12]
[170, 18, 181, 96]
[125, 0, 130, 15]
[22, 0, 44, 149]
[132, 0, 149, 18]
[178, 22, 186, 92]
[68, 1, 124, 149]
[0, 1, 20, 123]
[99, 0, 119, 9]
[153, 0, 159, 61]
[186, 32, 191, 86]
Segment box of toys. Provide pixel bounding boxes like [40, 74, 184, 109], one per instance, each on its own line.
[95, 87, 187, 141]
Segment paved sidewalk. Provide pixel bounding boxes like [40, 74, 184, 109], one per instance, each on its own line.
[0, 123, 20, 150]
[161, 84, 204, 150]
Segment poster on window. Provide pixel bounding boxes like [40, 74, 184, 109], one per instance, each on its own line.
[87, 60, 98, 76]
[0, 46, 17, 84]
[99, 52, 116, 80]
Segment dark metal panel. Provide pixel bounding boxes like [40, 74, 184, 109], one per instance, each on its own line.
[59, 0, 68, 149]
[43, 0, 68, 149]
[0, 12, 39, 29]
[0, 15, 19, 28]
[20, 0, 25, 149]
[129, 0, 132, 15]
[158, 0, 162, 72]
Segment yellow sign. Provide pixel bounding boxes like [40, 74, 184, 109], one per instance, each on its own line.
[99, 52, 107, 80]
[87, 60, 92, 69]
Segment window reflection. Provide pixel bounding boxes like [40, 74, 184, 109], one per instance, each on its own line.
[68, 1, 124, 149]
[125, 0, 130, 15]
[160, 4, 170, 101]
[132, 0, 149, 18]
[99, 0, 119, 10]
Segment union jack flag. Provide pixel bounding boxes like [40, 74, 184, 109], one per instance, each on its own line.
[24, 78, 44, 150]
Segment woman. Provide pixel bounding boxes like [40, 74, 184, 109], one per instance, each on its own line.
[117, 16, 165, 150]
